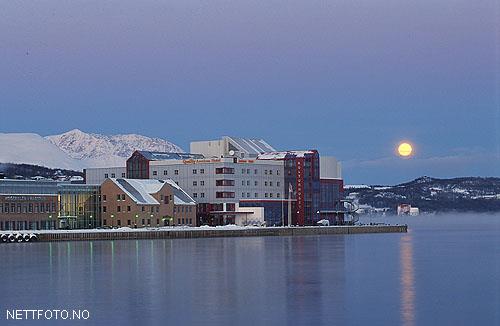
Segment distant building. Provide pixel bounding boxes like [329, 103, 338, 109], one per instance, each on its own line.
[397, 204, 420, 216]
[100, 178, 196, 228]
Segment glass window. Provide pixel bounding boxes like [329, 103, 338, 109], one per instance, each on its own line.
[193, 181, 197, 186]
[200, 169, 205, 174]
[153, 171, 158, 176]
[255, 193, 258, 198]
[122, 173, 126, 178]
[193, 169, 197, 174]
[200, 181, 205, 186]
[193, 193, 198, 198]
[201, 193, 205, 198]
[111, 173, 116, 178]
[174, 170, 179, 175]
[104, 173, 109, 178]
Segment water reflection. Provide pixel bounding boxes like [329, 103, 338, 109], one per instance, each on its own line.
[400, 234, 416, 326]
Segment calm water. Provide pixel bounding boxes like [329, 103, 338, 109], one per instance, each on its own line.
[1, 215, 500, 325]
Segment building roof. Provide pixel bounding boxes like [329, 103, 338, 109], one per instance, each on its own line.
[163, 179, 196, 205]
[257, 150, 316, 160]
[225, 137, 276, 156]
[137, 151, 204, 161]
[110, 178, 196, 206]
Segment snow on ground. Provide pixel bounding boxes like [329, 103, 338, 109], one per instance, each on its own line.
[0, 224, 393, 235]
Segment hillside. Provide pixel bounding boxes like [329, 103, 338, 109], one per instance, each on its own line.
[345, 176, 500, 214]
[0, 130, 184, 170]
[0, 163, 84, 181]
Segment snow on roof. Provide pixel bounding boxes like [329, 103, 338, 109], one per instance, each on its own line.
[163, 179, 196, 205]
[257, 150, 316, 160]
[112, 179, 164, 205]
[225, 137, 276, 155]
[137, 151, 204, 161]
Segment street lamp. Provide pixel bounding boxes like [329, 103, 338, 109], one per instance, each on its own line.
[111, 214, 115, 228]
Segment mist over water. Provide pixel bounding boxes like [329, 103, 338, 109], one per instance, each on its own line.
[0, 214, 499, 325]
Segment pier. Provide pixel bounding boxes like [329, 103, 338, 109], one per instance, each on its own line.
[1, 225, 407, 243]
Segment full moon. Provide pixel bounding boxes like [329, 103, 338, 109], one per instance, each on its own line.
[398, 142, 413, 157]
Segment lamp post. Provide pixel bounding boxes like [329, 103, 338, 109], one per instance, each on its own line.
[134, 214, 138, 228]
[111, 214, 115, 228]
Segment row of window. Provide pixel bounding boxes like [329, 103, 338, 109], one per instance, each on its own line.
[192, 193, 205, 199]
[102, 217, 194, 227]
[0, 203, 56, 214]
[103, 205, 159, 213]
[0, 220, 56, 231]
[173, 206, 193, 213]
[104, 173, 126, 178]
[241, 193, 282, 198]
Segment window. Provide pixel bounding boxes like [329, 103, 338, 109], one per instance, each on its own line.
[103, 219, 107, 225]
[264, 170, 268, 175]
[201, 193, 205, 198]
[163, 170, 168, 175]
[193, 169, 197, 174]
[200, 181, 205, 186]
[270, 181, 273, 187]
[277, 193, 281, 198]
[103, 206, 107, 213]
[104, 173, 109, 178]
[242, 192, 245, 198]
[242, 169, 245, 174]
[103, 195, 107, 201]
[127, 206, 131, 212]
[153, 171, 158, 176]
[270, 193, 273, 198]
[121, 194, 125, 200]
[121, 173, 126, 178]
[242, 180, 245, 186]
[216, 192, 235, 198]
[193, 193, 198, 198]
[255, 181, 258, 186]
[127, 220, 131, 225]
[254, 169, 258, 174]
[247, 193, 250, 198]
[216, 180, 235, 186]
[147, 219, 151, 225]
[277, 170, 280, 175]
[246, 169, 250, 174]
[193, 181, 197, 186]
[151, 207, 154, 213]
[142, 219, 145, 225]
[246, 180, 250, 186]
[117, 206, 121, 212]
[117, 194, 121, 201]
[277, 182, 281, 187]
[200, 169, 205, 174]
[117, 220, 121, 226]
[265, 181, 268, 186]
[174, 170, 179, 175]
[255, 193, 258, 198]
[216, 167, 235, 174]
[111, 173, 116, 178]
[265, 193, 268, 198]
[142, 206, 145, 212]
[269, 170, 273, 175]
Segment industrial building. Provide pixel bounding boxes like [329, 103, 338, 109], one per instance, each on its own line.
[85, 136, 344, 227]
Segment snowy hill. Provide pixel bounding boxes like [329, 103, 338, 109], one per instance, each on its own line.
[0, 130, 184, 170]
[46, 129, 183, 162]
[0, 133, 84, 170]
[345, 176, 500, 214]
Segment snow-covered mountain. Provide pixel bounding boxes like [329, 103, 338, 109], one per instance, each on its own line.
[0, 133, 85, 170]
[0, 130, 184, 170]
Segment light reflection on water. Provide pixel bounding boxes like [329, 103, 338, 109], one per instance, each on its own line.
[1, 215, 500, 325]
[400, 234, 415, 326]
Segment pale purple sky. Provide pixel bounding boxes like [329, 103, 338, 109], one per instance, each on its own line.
[0, 0, 499, 184]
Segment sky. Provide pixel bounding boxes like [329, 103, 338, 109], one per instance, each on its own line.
[1, 0, 499, 184]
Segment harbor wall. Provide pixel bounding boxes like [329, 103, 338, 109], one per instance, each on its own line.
[23, 225, 408, 242]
